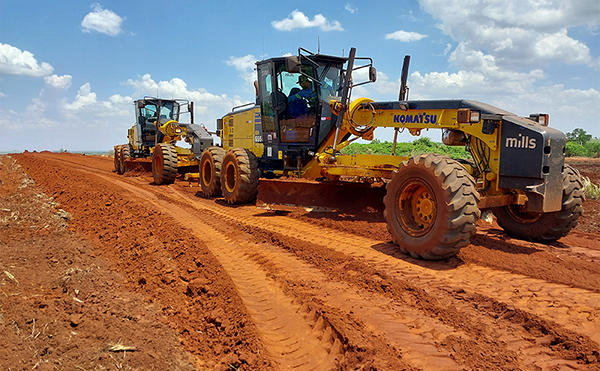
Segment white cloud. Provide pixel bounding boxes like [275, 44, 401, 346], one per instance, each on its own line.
[442, 43, 452, 56]
[81, 3, 124, 36]
[226, 54, 257, 87]
[0, 43, 53, 77]
[123, 74, 245, 127]
[61, 83, 131, 120]
[44, 74, 72, 89]
[534, 29, 592, 64]
[418, 0, 598, 67]
[272, 10, 344, 31]
[385, 30, 428, 42]
[345, 4, 357, 13]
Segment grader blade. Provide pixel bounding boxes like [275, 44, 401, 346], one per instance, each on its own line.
[123, 158, 153, 173]
[257, 179, 386, 214]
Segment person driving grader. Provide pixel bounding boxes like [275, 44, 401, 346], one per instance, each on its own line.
[287, 75, 316, 118]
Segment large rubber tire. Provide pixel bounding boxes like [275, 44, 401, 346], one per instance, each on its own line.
[384, 153, 481, 260]
[200, 147, 226, 197]
[493, 165, 584, 242]
[114, 145, 122, 173]
[221, 148, 259, 204]
[152, 143, 178, 185]
[119, 144, 131, 174]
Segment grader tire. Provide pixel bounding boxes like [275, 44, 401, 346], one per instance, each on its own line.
[493, 165, 584, 242]
[114, 145, 122, 173]
[221, 148, 259, 204]
[119, 145, 131, 174]
[152, 143, 178, 185]
[384, 153, 481, 260]
[200, 147, 226, 197]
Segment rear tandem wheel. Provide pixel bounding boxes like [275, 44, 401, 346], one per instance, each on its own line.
[152, 143, 178, 185]
[383, 153, 481, 260]
[220, 148, 259, 204]
[493, 165, 584, 242]
[200, 146, 226, 197]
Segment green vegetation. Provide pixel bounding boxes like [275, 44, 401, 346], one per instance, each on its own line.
[341, 137, 471, 159]
[565, 128, 599, 158]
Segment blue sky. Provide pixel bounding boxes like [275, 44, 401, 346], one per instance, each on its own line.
[1, 0, 599, 152]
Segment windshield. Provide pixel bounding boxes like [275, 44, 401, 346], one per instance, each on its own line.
[141, 101, 180, 122]
[317, 65, 343, 104]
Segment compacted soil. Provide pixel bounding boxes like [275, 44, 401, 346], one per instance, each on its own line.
[1, 152, 599, 371]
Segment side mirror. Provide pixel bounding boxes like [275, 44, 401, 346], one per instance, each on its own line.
[369, 66, 377, 82]
[137, 101, 145, 109]
[285, 56, 302, 73]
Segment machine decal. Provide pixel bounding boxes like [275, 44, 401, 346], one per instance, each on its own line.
[505, 134, 536, 149]
[394, 113, 438, 124]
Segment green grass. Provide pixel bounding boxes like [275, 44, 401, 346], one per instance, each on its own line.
[581, 176, 600, 200]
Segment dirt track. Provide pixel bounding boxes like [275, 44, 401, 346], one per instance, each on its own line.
[1, 152, 599, 370]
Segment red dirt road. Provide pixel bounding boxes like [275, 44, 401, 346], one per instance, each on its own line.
[1, 152, 599, 370]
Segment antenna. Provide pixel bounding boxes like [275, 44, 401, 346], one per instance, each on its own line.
[318, 37, 320, 54]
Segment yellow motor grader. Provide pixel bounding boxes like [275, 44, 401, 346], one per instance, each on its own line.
[198, 47, 583, 260]
[114, 97, 213, 184]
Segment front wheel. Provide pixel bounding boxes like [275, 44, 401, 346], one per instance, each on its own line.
[493, 165, 584, 242]
[384, 154, 481, 260]
[152, 143, 178, 185]
[114, 145, 122, 173]
[221, 148, 259, 204]
[119, 145, 131, 174]
[200, 147, 226, 197]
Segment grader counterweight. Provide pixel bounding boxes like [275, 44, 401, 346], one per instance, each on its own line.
[198, 47, 583, 260]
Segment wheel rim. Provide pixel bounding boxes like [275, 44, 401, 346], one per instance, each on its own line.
[154, 152, 163, 175]
[202, 159, 212, 186]
[225, 162, 237, 193]
[396, 178, 436, 237]
[505, 204, 544, 224]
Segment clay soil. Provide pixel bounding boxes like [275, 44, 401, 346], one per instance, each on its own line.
[1, 153, 599, 371]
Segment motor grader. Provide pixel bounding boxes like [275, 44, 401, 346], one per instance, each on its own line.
[114, 97, 213, 184]
[198, 47, 583, 260]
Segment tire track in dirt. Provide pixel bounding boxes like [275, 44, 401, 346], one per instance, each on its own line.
[152, 185, 600, 366]
[178, 192, 600, 343]
[111, 179, 474, 369]
[90, 175, 338, 371]
[152, 186, 599, 369]
[35, 157, 485, 369]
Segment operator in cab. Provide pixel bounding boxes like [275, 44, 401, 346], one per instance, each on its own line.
[287, 75, 315, 118]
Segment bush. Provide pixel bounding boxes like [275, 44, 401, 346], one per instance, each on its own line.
[585, 139, 600, 158]
[342, 139, 470, 159]
[565, 142, 587, 157]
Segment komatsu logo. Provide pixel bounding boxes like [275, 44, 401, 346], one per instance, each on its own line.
[505, 133, 536, 149]
[394, 113, 438, 124]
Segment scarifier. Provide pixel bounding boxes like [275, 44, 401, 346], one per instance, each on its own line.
[114, 97, 213, 184]
[196, 47, 584, 259]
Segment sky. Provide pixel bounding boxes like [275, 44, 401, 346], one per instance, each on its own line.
[1, 0, 599, 152]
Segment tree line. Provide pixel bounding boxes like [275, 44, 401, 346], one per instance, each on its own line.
[342, 128, 599, 158]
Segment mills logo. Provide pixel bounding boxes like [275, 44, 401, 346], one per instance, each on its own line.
[505, 133, 536, 149]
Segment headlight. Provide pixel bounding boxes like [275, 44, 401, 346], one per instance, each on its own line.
[529, 114, 549, 126]
[457, 108, 481, 123]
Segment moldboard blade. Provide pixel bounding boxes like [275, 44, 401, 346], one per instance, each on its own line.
[257, 179, 386, 214]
